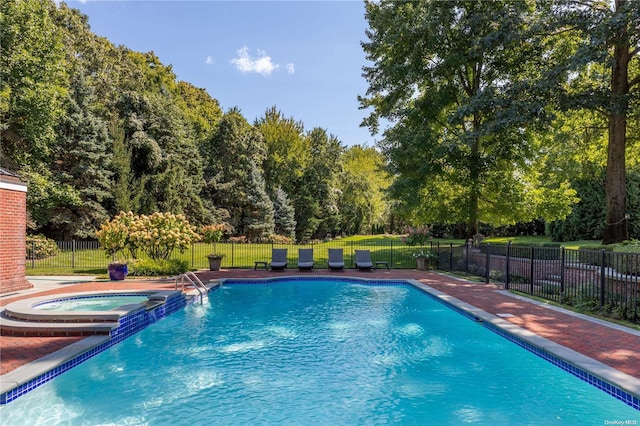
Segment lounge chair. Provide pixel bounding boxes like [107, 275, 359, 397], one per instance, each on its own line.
[355, 249, 374, 271]
[269, 248, 288, 271]
[297, 248, 315, 271]
[327, 248, 344, 271]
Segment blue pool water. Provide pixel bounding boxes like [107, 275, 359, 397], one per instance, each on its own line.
[33, 295, 149, 311]
[1, 279, 638, 425]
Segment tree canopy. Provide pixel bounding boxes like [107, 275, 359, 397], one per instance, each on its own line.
[360, 0, 639, 241]
[1, 0, 638, 243]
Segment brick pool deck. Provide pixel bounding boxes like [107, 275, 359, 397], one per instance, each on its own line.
[2, 269, 640, 385]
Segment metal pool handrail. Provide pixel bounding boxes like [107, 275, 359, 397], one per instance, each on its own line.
[174, 272, 208, 304]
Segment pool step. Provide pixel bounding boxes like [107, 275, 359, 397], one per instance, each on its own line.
[0, 312, 117, 337]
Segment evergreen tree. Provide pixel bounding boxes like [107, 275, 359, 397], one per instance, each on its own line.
[243, 162, 276, 241]
[272, 186, 296, 240]
[208, 109, 272, 238]
[50, 70, 112, 239]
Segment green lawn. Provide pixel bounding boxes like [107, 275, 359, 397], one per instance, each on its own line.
[483, 235, 640, 252]
[25, 234, 639, 276]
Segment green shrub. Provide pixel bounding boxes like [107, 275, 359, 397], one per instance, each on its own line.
[127, 258, 189, 276]
[404, 226, 432, 246]
[26, 235, 60, 259]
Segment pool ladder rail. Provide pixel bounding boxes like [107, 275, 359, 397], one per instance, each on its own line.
[174, 272, 217, 303]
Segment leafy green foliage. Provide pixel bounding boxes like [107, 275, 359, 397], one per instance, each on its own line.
[404, 226, 432, 246]
[339, 145, 391, 235]
[0, 0, 67, 169]
[127, 258, 189, 276]
[361, 0, 575, 236]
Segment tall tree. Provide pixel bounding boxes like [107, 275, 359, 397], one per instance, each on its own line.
[339, 145, 391, 235]
[295, 128, 343, 240]
[0, 0, 67, 169]
[49, 70, 112, 238]
[208, 109, 273, 239]
[109, 118, 144, 214]
[547, 0, 640, 243]
[360, 0, 576, 236]
[255, 106, 308, 194]
[243, 163, 275, 241]
[272, 186, 296, 240]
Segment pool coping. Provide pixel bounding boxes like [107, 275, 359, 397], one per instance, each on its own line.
[0, 335, 110, 396]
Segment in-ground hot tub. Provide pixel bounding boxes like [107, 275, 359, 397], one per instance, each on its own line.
[32, 294, 151, 312]
[0, 290, 184, 335]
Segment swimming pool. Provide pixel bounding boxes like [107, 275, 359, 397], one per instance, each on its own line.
[1, 278, 638, 424]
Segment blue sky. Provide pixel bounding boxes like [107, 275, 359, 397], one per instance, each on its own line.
[67, 0, 378, 147]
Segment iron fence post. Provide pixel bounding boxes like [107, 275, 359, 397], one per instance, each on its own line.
[390, 240, 393, 269]
[465, 243, 469, 276]
[485, 243, 491, 284]
[72, 240, 76, 269]
[505, 242, 511, 290]
[600, 249, 606, 308]
[31, 240, 35, 269]
[530, 246, 535, 293]
[560, 247, 565, 302]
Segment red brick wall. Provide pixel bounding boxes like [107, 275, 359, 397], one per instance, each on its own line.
[0, 179, 31, 293]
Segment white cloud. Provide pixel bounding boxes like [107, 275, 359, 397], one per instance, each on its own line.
[229, 46, 294, 77]
[205, 55, 214, 65]
[285, 63, 295, 74]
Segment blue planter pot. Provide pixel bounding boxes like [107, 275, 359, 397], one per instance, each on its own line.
[108, 263, 128, 280]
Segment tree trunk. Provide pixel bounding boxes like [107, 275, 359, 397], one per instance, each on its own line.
[602, 1, 629, 244]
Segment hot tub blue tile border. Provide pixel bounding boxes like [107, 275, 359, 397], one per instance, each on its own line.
[0, 292, 186, 404]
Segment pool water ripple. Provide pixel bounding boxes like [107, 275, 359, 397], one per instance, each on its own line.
[1, 279, 638, 425]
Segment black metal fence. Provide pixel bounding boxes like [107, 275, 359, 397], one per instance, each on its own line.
[27, 240, 640, 322]
[26, 240, 452, 271]
[444, 243, 640, 323]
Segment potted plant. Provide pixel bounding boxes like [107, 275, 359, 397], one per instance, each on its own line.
[413, 249, 438, 271]
[96, 212, 136, 280]
[107, 262, 129, 280]
[201, 224, 226, 271]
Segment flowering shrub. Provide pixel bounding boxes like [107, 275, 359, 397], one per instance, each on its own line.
[228, 236, 247, 244]
[128, 212, 198, 260]
[97, 211, 198, 261]
[25, 234, 60, 259]
[200, 224, 225, 243]
[95, 211, 137, 260]
[260, 234, 293, 244]
[404, 225, 432, 246]
[200, 224, 228, 258]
